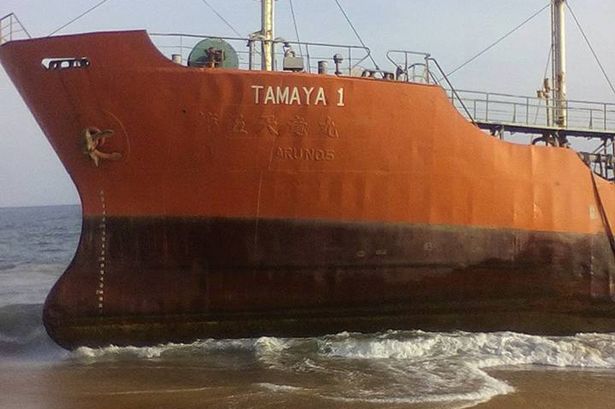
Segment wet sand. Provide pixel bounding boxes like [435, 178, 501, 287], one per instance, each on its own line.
[476, 368, 615, 409]
[1, 363, 615, 409]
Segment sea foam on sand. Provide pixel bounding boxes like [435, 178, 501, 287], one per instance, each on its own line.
[71, 330, 615, 407]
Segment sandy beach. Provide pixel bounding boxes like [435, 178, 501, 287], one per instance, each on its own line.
[3, 208, 615, 408]
[2, 362, 615, 409]
[477, 368, 615, 409]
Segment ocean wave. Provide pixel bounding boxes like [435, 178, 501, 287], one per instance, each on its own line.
[0, 268, 60, 308]
[69, 330, 615, 407]
[0, 303, 44, 341]
[74, 338, 260, 361]
[0, 262, 67, 276]
[0, 262, 17, 271]
[318, 330, 615, 368]
[0, 303, 64, 359]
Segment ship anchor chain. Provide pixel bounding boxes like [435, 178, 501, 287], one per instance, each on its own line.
[82, 127, 122, 167]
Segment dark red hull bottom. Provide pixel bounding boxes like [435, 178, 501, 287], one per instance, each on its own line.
[44, 217, 615, 349]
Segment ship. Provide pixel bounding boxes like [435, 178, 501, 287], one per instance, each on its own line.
[2, 1, 615, 349]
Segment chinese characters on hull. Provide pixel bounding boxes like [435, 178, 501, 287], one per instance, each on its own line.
[198, 83, 347, 161]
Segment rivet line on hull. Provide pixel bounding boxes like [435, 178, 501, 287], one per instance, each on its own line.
[97, 190, 107, 313]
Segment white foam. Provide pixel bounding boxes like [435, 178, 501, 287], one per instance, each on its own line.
[254, 336, 290, 354]
[74, 344, 172, 359]
[73, 336, 286, 361]
[69, 331, 615, 407]
[320, 331, 615, 369]
[256, 383, 306, 393]
[89, 386, 218, 396]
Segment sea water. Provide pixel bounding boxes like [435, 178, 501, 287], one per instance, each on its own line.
[2, 205, 615, 408]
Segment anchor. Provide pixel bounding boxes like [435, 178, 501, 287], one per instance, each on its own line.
[82, 127, 122, 167]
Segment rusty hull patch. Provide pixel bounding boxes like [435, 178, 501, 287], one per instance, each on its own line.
[43, 216, 615, 349]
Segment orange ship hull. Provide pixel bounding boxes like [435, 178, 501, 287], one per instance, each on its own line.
[2, 31, 615, 348]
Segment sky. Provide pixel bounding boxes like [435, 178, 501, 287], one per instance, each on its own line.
[1, 0, 615, 207]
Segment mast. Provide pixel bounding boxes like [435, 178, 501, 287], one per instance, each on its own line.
[261, 0, 275, 71]
[552, 0, 567, 128]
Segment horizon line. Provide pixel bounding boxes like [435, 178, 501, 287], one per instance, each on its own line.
[0, 203, 80, 210]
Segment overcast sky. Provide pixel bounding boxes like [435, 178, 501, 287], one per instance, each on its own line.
[1, 0, 615, 207]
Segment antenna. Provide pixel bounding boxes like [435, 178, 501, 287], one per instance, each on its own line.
[552, 0, 567, 128]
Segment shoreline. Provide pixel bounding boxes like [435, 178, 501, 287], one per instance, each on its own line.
[2, 362, 615, 409]
[476, 368, 615, 409]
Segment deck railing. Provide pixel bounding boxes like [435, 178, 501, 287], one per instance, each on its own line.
[5, 25, 614, 136]
[387, 49, 615, 136]
[446, 89, 615, 133]
[149, 33, 372, 75]
[0, 13, 31, 44]
[386, 50, 436, 83]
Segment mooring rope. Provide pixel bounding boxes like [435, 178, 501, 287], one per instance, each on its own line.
[289, 0, 304, 58]
[333, 0, 379, 70]
[589, 169, 615, 259]
[447, 2, 550, 78]
[199, 0, 243, 38]
[48, 0, 113, 36]
[566, 1, 615, 99]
